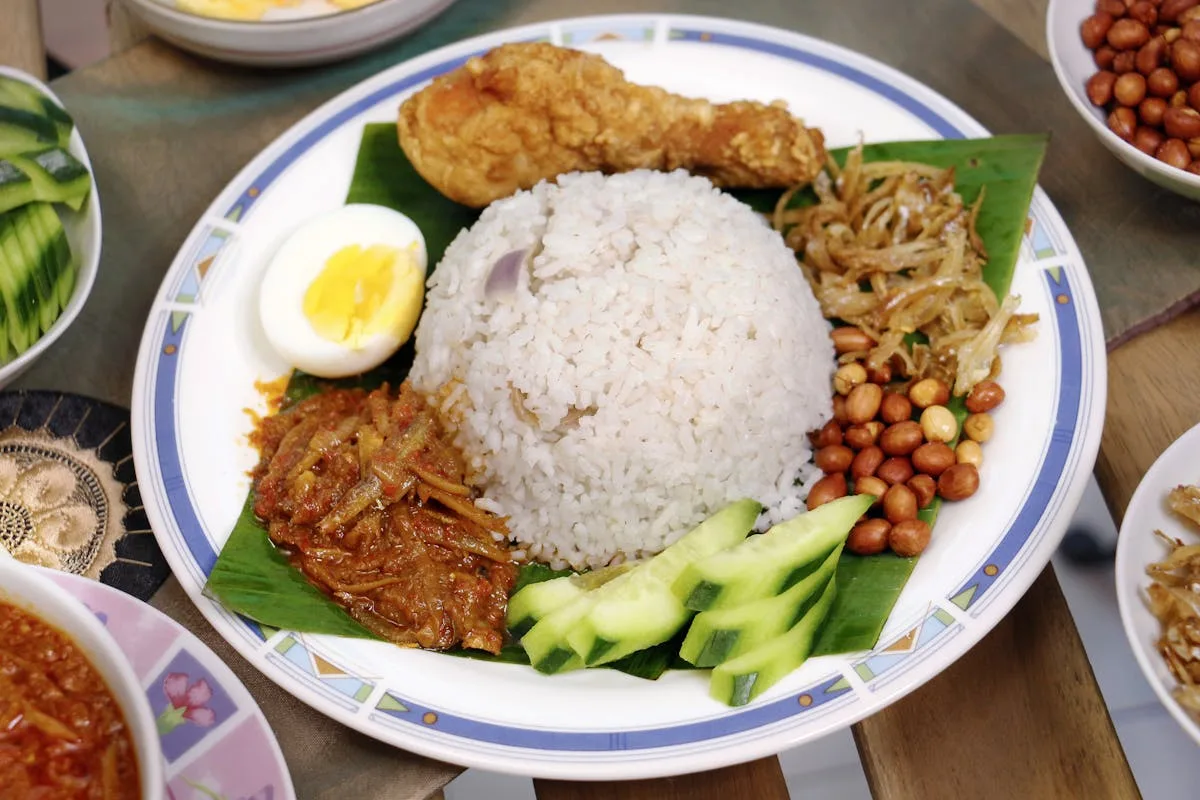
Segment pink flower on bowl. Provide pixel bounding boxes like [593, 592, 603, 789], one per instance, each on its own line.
[158, 672, 217, 735]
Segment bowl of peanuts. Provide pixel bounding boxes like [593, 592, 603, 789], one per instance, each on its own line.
[1048, 0, 1200, 199]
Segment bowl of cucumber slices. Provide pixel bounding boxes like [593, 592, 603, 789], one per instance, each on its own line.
[0, 68, 99, 388]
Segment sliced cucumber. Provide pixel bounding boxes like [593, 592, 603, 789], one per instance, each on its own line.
[519, 498, 762, 673]
[674, 494, 872, 611]
[680, 544, 842, 668]
[710, 573, 838, 706]
[0, 76, 73, 145]
[0, 160, 34, 214]
[1, 149, 91, 213]
[0, 212, 41, 353]
[9, 205, 59, 333]
[28, 202, 73, 311]
[507, 563, 634, 639]
[0, 107, 57, 156]
[565, 498, 762, 667]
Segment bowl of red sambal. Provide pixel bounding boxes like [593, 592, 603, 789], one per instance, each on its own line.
[0, 556, 164, 800]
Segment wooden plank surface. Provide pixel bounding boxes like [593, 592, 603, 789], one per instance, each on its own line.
[536, 758, 789, 800]
[855, 569, 1138, 798]
[3, 0, 47, 79]
[1096, 308, 1200, 522]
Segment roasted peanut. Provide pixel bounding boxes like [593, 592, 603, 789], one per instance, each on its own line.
[1190, 81, 1200, 109]
[832, 394, 848, 425]
[1161, 0, 1199, 23]
[963, 412, 995, 443]
[1083, 11, 1118, 47]
[1183, 4, 1200, 23]
[955, 440, 984, 468]
[815, 444, 854, 474]
[908, 378, 950, 409]
[880, 392, 914, 425]
[965, 380, 1006, 413]
[1171, 37, 1200, 80]
[854, 475, 889, 505]
[844, 422, 882, 450]
[1166, 26, 1184, 43]
[1109, 17, 1152, 48]
[1131, 1, 1159, 25]
[1190, 137, 1200, 158]
[1087, 70, 1120, 104]
[1148, 65, 1180, 95]
[1095, 44, 1119, 68]
[938, 463, 980, 501]
[890, 519, 932, 557]
[1109, 105, 1139, 139]
[1164, 106, 1200, 137]
[911, 442, 957, 476]
[1157, 136, 1193, 166]
[1113, 49, 1139, 72]
[1172, 89, 1190, 107]
[1137, 35, 1169, 72]
[866, 361, 893, 385]
[1097, 0, 1127, 15]
[807, 472, 848, 510]
[1116, 70, 1149, 105]
[907, 474, 937, 509]
[846, 382, 884, 425]
[1140, 96, 1169, 125]
[880, 421, 923, 456]
[831, 326, 876, 354]
[1135, 124, 1168, 153]
[920, 405, 959, 443]
[850, 445, 885, 479]
[834, 363, 867, 395]
[1187, 160, 1200, 173]
[847, 518, 890, 556]
[883, 484, 919, 524]
[877, 457, 915, 486]
[1184, 19, 1200, 39]
[812, 419, 843, 449]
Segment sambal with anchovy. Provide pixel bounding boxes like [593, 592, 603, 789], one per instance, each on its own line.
[251, 381, 517, 654]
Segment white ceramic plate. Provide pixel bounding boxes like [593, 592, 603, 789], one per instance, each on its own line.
[1046, 0, 1200, 201]
[126, 0, 458, 68]
[0, 68, 102, 389]
[43, 569, 298, 799]
[1115, 422, 1200, 747]
[130, 14, 1109, 780]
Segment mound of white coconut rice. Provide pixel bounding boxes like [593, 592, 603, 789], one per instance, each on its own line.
[410, 170, 835, 570]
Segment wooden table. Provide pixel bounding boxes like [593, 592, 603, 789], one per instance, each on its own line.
[9, 0, 1185, 798]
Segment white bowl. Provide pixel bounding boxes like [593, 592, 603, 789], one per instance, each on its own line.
[0, 68, 102, 388]
[1047, 0, 1200, 201]
[1115, 422, 1200, 748]
[0, 557, 165, 799]
[124, 0, 458, 68]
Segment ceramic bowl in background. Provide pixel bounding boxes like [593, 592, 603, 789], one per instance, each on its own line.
[0, 557, 165, 799]
[1115, 422, 1200, 748]
[0, 68, 102, 389]
[1046, 0, 1200, 201]
[123, 0, 458, 67]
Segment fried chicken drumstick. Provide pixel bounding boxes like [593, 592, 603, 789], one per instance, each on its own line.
[397, 42, 827, 207]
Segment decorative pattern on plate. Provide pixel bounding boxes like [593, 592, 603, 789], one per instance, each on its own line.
[43, 569, 295, 799]
[852, 607, 962, 688]
[561, 22, 656, 44]
[171, 227, 233, 306]
[1024, 213, 1067, 261]
[272, 634, 375, 702]
[0, 391, 170, 598]
[131, 14, 1106, 780]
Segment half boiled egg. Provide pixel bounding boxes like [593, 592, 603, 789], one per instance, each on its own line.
[258, 204, 427, 379]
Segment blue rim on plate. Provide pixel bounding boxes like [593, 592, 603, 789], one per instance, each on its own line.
[130, 14, 1107, 780]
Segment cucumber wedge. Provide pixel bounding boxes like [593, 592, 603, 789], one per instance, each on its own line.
[519, 498, 762, 673]
[0, 107, 57, 156]
[507, 563, 634, 639]
[1, 149, 92, 213]
[565, 499, 762, 666]
[710, 573, 838, 706]
[9, 205, 58, 333]
[674, 494, 872, 611]
[0, 213, 40, 353]
[680, 544, 842, 668]
[0, 76, 73, 145]
[0, 159, 34, 213]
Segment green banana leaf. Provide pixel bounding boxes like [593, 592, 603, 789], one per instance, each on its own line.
[205, 122, 1047, 669]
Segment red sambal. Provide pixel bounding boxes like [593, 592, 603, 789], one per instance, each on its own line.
[251, 381, 517, 654]
[0, 601, 141, 800]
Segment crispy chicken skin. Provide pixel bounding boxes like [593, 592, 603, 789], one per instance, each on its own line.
[397, 42, 827, 207]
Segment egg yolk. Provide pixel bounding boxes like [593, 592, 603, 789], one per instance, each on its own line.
[303, 243, 419, 349]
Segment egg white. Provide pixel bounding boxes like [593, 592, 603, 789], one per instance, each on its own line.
[258, 204, 427, 379]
